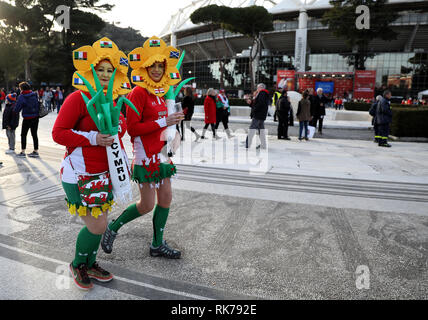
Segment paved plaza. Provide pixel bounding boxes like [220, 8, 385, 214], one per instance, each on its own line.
[0, 111, 428, 299]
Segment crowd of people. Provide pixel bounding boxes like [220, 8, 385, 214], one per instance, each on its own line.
[176, 87, 234, 142]
[0, 84, 69, 160]
[248, 86, 332, 143]
[38, 86, 65, 113]
[1, 86, 66, 113]
[352, 96, 427, 105]
[400, 97, 427, 105]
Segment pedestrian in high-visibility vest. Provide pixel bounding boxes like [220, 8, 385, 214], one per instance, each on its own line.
[272, 89, 281, 122]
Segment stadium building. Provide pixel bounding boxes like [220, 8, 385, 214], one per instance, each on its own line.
[160, 0, 428, 99]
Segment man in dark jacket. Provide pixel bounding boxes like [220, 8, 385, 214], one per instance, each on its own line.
[369, 95, 382, 143]
[14, 82, 40, 157]
[376, 90, 393, 147]
[310, 88, 329, 135]
[246, 83, 270, 149]
[277, 90, 291, 140]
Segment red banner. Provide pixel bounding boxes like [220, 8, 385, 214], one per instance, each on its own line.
[277, 70, 295, 91]
[354, 70, 376, 99]
[333, 78, 353, 97]
[298, 78, 315, 93]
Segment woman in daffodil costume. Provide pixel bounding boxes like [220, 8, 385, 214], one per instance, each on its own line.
[52, 37, 139, 290]
[101, 36, 191, 259]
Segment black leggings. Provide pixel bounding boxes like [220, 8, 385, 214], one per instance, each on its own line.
[215, 115, 229, 130]
[203, 123, 216, 136]
[180, 120, 196, 135]
[21, 117, 39, 150]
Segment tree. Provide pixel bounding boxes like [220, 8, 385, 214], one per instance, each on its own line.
[0, 0, 112, 87]
[190, 5, 231, 89]
[221, 6, 274, 91]
[0, 27, 25, 90]
[322, 0, 399, 70]
[191, 5, 273, 91]
[408, 53, 428, 93]
[101, 23, 147, 53]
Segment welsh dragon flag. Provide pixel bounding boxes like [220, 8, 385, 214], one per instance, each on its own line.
[100, 40, 113, 48]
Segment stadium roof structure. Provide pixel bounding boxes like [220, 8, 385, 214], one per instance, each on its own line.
[161, 0, 428, 62]
[161, 0, 428, 37]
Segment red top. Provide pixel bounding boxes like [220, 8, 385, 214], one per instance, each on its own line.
[126, 86, 168, 161]
[204, 95, 216, 124]
[52, 90, 127, 174]
[0, 91, 5, 101]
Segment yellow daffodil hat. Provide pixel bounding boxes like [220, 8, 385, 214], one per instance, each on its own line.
[128, 36, 182, 97]
[72, 37, 132, 99]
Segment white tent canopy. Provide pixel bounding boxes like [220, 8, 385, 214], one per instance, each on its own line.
[418, 90, 428, 99]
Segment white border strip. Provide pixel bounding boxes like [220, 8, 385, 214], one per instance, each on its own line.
[0, 242, 213, 300]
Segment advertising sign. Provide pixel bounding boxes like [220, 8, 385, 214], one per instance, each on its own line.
[294, 29, 307, 72]
[298, 77, 315, 93]
[354, 70, 376, 99]
[277, 70, 295, 91]
[315, 81, 334, 94]
[333, 78, 353, 97]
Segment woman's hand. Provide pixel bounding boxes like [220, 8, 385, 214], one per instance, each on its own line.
[96, 133, 114, 147]
[166, 112, 184, 126]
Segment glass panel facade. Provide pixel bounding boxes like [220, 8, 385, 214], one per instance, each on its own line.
[182, 52, 428, 97]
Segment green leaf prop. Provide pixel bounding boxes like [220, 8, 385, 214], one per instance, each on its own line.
[164, 50, 196, 100]
[77, 64, 140, 135]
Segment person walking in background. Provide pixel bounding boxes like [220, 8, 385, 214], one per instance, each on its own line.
[55, 86, 64, 113]
[215, 89, 234, 139]
[272, 88, 281, 122]
[200, 88, 219, 140]
[0, 88, 6, 112]
[50, 87, 56, 111]
[245, 83, 269, 149]
[369, 95, 382, 144]
[181, 87, 201, 142]
[42, 87, 53, 112]
[14, 82, 40, 158]
[37, 87, 44, 103]
[310, 88, 328, 135]
[277, 89, 291, 140]
[2, 93, 19, 154]
[376, 90, 393, 148]
[297, 90, 312, 141]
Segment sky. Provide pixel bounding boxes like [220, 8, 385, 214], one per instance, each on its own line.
[98, 0, 192, 37]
